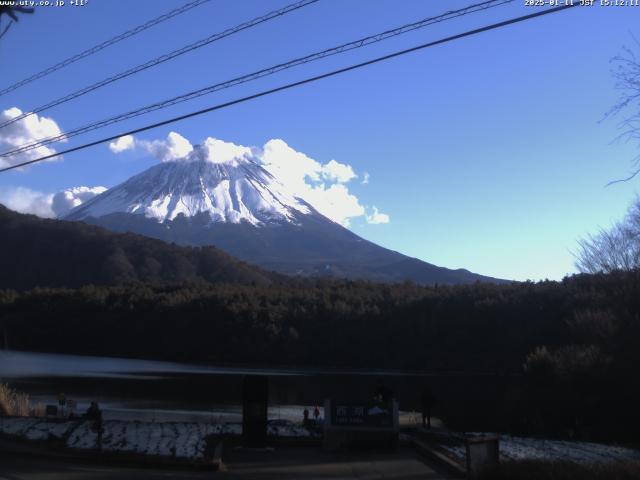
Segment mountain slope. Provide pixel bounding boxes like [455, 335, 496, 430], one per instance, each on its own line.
[0, 204, 277, 290]
[67, 152, 311, 225]
[79, 210, 496, 284]
[66, 150, 503, 285]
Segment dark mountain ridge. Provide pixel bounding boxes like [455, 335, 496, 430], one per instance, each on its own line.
[0, 204, 277, 290]
[79, 209, 497, 285]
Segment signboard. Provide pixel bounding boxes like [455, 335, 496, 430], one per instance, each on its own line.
[331, 402, 393, 428]
[324, 399, 399, 451]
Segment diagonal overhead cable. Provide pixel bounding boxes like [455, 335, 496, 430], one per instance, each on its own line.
[0, 0, 214, 97]
[0, 3, 579, 174]
[0, 0, 320, 130]
[0, 0, 515, 160]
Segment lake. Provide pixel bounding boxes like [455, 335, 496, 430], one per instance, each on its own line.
[0, 349, 432, 423]
[0, 349, 515, 427]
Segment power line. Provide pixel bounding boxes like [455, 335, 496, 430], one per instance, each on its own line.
[0, 0, 320, 131]
[0, 3, 578, 174]
[0, 19, 12, 40]
[1, 0, 515, 159]
[0, 0, 214, 97]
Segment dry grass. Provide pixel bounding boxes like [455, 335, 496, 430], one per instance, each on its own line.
[479, 460, 640, 480]
[0, 383, 32, 416]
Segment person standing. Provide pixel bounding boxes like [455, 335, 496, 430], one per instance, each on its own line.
[58, 393, 66, 417]
[86, 401, 104, 449]
[421, 386, 435, 429]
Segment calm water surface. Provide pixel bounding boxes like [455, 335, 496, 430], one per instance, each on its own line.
[0, 350, 439, 423]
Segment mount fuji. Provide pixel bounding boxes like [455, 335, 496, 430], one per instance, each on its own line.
[66, 143, 500, 285]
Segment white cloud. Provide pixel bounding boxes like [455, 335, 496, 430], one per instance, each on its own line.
[110, 132, 194, 162]
[51, 186, 107, 217]
[111, 134, 254, 167]
[0, 107, 66, 169]
[141, 131, 193, 162]
[304, 183, 365, 227]
[258, 139, 366, 226]
[197, 137, 252, 165]
[321, 159, 357, 183]
[366, 206, 390, 224]
[0, 185, 107, 219]
[0, 186, 55, 218]
[361, 172, 370, 185]
[260, 138, 322, 191]
[108, 135, 135, 153]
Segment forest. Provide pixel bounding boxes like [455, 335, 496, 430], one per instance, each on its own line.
[1, 269, 639, 441]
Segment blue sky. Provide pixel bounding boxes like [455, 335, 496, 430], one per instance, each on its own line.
[0, 0, 638, 281]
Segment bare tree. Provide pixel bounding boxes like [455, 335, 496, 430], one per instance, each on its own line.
[575, 197, 640, 273]
[607, 39, 640, 184]
[575, 41, 640, 273]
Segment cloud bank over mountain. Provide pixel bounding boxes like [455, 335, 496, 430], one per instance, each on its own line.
[0, 185, 107, 218]
[0, 133, 388, 228]
[0, 186, 55, 218]
[108, 132, 388, 226]
[51, 186, 108, 217]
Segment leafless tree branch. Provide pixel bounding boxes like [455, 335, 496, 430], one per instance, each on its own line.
[574, 196, 640, 273]
[605, 40, 640, 185]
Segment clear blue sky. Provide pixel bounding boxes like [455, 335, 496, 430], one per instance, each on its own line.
[0, 0, 638, 281]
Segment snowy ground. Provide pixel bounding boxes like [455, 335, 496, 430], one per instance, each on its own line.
[0, 417, 318, 461]
[439, 433, 640, 464]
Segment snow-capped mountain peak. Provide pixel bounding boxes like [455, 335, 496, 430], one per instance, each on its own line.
[66, 149, 313, 225]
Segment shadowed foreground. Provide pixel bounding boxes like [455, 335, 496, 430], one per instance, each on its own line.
[0, 448, 450, 480]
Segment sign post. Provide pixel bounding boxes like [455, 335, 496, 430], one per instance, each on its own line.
[242, 375, 269, 447]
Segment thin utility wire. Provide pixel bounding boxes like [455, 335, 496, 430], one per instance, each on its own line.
[0, 0, 214, 97]
[0, 0, 320, 130]
[0, 0, 515, 160]
[0, 3, 579, 174]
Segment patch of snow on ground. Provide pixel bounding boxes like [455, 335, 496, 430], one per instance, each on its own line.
[66, 421, 97, 449]
[0, 417, 40, 436]
[0, 417, 317, 460]
[268, 419, 320, 438]
[439, 434, 640, 465]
